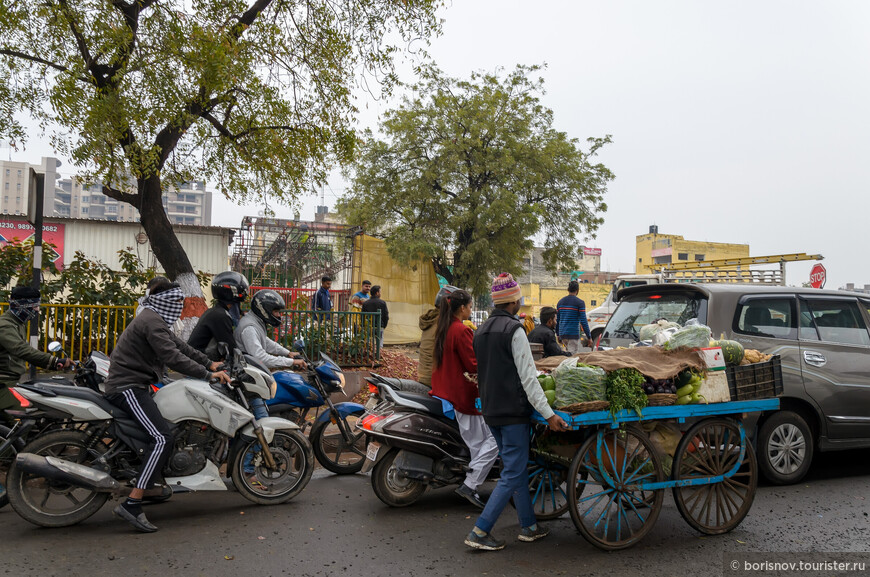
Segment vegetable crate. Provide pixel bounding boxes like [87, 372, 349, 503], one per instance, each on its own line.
[725, 355, 783, 401]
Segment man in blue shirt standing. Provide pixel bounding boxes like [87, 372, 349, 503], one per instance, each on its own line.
[556, 280, 592, 354]
[314, 276, 332, 320]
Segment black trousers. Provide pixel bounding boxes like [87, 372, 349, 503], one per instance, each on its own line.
[106, 388, 174, 490]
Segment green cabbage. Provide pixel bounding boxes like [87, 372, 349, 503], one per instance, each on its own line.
[664, 324, 712, 350]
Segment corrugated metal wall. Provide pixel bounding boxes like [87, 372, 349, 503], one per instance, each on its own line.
[53, 218, 231, 274]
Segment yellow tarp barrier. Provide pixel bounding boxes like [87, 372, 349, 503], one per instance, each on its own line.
[353, 235, 440, 345]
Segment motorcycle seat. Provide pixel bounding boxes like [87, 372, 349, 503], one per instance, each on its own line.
[389, 389, 451, 418]
[24, 382, 131, 420]
[370, 374, 431, 394]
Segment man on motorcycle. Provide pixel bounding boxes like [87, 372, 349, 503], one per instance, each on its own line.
[234, 290, 305, 419]
[464, 273, 569, 551]
[0, 286, 72, 424]
[103, 279, 230, 533]
[188, 271, 249, 360]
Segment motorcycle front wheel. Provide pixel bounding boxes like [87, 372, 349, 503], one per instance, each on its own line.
[371, 449, 426, 507]
[309, 410, 367, 475]
[7, 430, 109, 527]
[231, 429, 314, 505]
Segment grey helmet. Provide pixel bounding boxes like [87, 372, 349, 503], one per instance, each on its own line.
[435, 285, 460, 308]
[250, 289, 286, 327]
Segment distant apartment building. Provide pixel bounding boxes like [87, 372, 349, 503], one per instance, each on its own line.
[636, 225, 750, 274]
[0, 157, 212, 226]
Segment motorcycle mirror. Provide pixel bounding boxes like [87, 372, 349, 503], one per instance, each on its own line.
[217, 342, 230, 359]
[293, 339, 305, 352]
[48, 341, 63, 353]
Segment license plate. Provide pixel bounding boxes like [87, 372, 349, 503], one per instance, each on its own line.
[366, 441, 381, 461]
[365, 396, 378, 410]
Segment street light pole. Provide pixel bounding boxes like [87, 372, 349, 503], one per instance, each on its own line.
[27, 170, 45, 381]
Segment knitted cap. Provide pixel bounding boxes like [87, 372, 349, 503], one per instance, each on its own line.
[491, 273, 522, 305]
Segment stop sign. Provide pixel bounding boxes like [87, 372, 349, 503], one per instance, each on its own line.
[810, 263, 826, 289]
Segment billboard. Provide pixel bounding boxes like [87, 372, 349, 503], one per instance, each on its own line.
[0, 221, 66, 269]
[583, 247, 602, 256]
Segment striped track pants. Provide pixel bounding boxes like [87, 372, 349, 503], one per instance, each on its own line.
[106, 387, 174, 490]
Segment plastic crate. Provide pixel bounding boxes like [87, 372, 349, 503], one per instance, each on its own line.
[726, 355, 783, 401]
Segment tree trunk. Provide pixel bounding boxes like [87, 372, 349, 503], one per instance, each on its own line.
[138, 175, 207, 339]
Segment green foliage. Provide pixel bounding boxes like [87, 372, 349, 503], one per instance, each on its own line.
[337, 65, 613, 295]
[0, 239, 60, 301]
[0, 0, 443, 278]
[0, 241, 156, 305]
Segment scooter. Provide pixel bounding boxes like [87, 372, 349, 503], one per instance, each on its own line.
[358, 376, 477, 507]
[6, 346, 313, 528]
[359, 374, 573, 518]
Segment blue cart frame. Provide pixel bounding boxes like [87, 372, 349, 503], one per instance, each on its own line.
[530, 398, 780, 550]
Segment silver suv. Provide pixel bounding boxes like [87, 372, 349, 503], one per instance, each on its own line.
[599, 283, 870, 485]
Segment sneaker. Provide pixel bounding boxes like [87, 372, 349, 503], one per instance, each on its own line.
[518, 524, 550, 542]
[464, 530, 505, 551]
[455, 484, 486, 509]
[113, 503, 158, 533]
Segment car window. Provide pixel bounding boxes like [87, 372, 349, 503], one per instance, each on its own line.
[799, 300, 819, 341]
[602, 290, 706, 343]
[803, 299, 870, 346]
[734, 298, 797, 339]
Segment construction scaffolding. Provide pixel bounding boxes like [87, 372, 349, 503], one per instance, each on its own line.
[231, 216, 363, 292]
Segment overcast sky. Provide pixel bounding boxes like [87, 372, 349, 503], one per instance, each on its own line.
[7, 1, 869, 289]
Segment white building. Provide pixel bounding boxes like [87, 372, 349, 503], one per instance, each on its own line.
[0, 157, 213, 226]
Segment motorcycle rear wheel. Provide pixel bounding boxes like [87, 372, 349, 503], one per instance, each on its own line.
[309, 411, 366, 475]
[371, 449, 426, 507]
[231, 429, 314, 505]
[7, 430, 109, 527]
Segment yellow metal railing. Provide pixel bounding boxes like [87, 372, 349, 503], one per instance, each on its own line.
[0, 303, 137, 362]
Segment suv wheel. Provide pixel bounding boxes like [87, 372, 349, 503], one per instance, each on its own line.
[757, 410, 814, 485]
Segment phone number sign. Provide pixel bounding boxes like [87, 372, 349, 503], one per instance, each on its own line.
[0, 221, 66, 269]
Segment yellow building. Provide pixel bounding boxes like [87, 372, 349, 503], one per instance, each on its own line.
[636, 226, 749, 274]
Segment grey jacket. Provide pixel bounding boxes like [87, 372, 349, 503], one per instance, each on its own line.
[234, 313, 297, 370]
[103, 308, 212, 394]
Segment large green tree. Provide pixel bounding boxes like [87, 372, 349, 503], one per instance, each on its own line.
[0, 0, 442, 330]
[337, 65, 614, 295]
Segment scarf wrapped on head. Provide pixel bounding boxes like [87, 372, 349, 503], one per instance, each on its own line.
[141, 287, 185, 326]
[9, 286, 41, 323]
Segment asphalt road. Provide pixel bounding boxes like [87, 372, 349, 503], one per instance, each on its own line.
[2, 449, 869, 577]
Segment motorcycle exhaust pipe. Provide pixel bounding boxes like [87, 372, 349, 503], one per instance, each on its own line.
[15, 453, 121, 492]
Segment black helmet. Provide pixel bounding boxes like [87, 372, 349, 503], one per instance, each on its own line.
[212, 271, 249, 304]
[435, 285, 460, 307]
[251, 289, 285, 327]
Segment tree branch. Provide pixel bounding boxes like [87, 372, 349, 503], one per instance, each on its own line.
[56, 0, 95, 70]
[0, 49, 89, 82]
[102, 184, 140, 206]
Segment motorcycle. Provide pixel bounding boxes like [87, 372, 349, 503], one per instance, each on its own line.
[266, 343, 367, 475]
[153, 342, 367, 475]
[5, 346, 314, 527]
[358, 374, 573, 518]
[0, 342, 105, 510]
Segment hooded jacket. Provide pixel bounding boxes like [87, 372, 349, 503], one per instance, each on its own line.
[416, 308, 439, 386]
[0, 311, 59, 385]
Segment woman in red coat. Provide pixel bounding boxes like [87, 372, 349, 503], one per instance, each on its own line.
[430, 289, 498, 509]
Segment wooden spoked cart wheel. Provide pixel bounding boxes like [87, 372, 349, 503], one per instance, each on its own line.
[671, 417, 758, 535]
[566, 426, 665, 550]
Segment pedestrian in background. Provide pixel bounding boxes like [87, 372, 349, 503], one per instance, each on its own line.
[349, 280, 372, 310]
[556, 280, 592, 354]
[528, 306, 568, 358]
[314, 275, 332, 323]
[418, 285, 457, 386]
[362, 285, 389, 350]
[465, 273, 568, 551]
